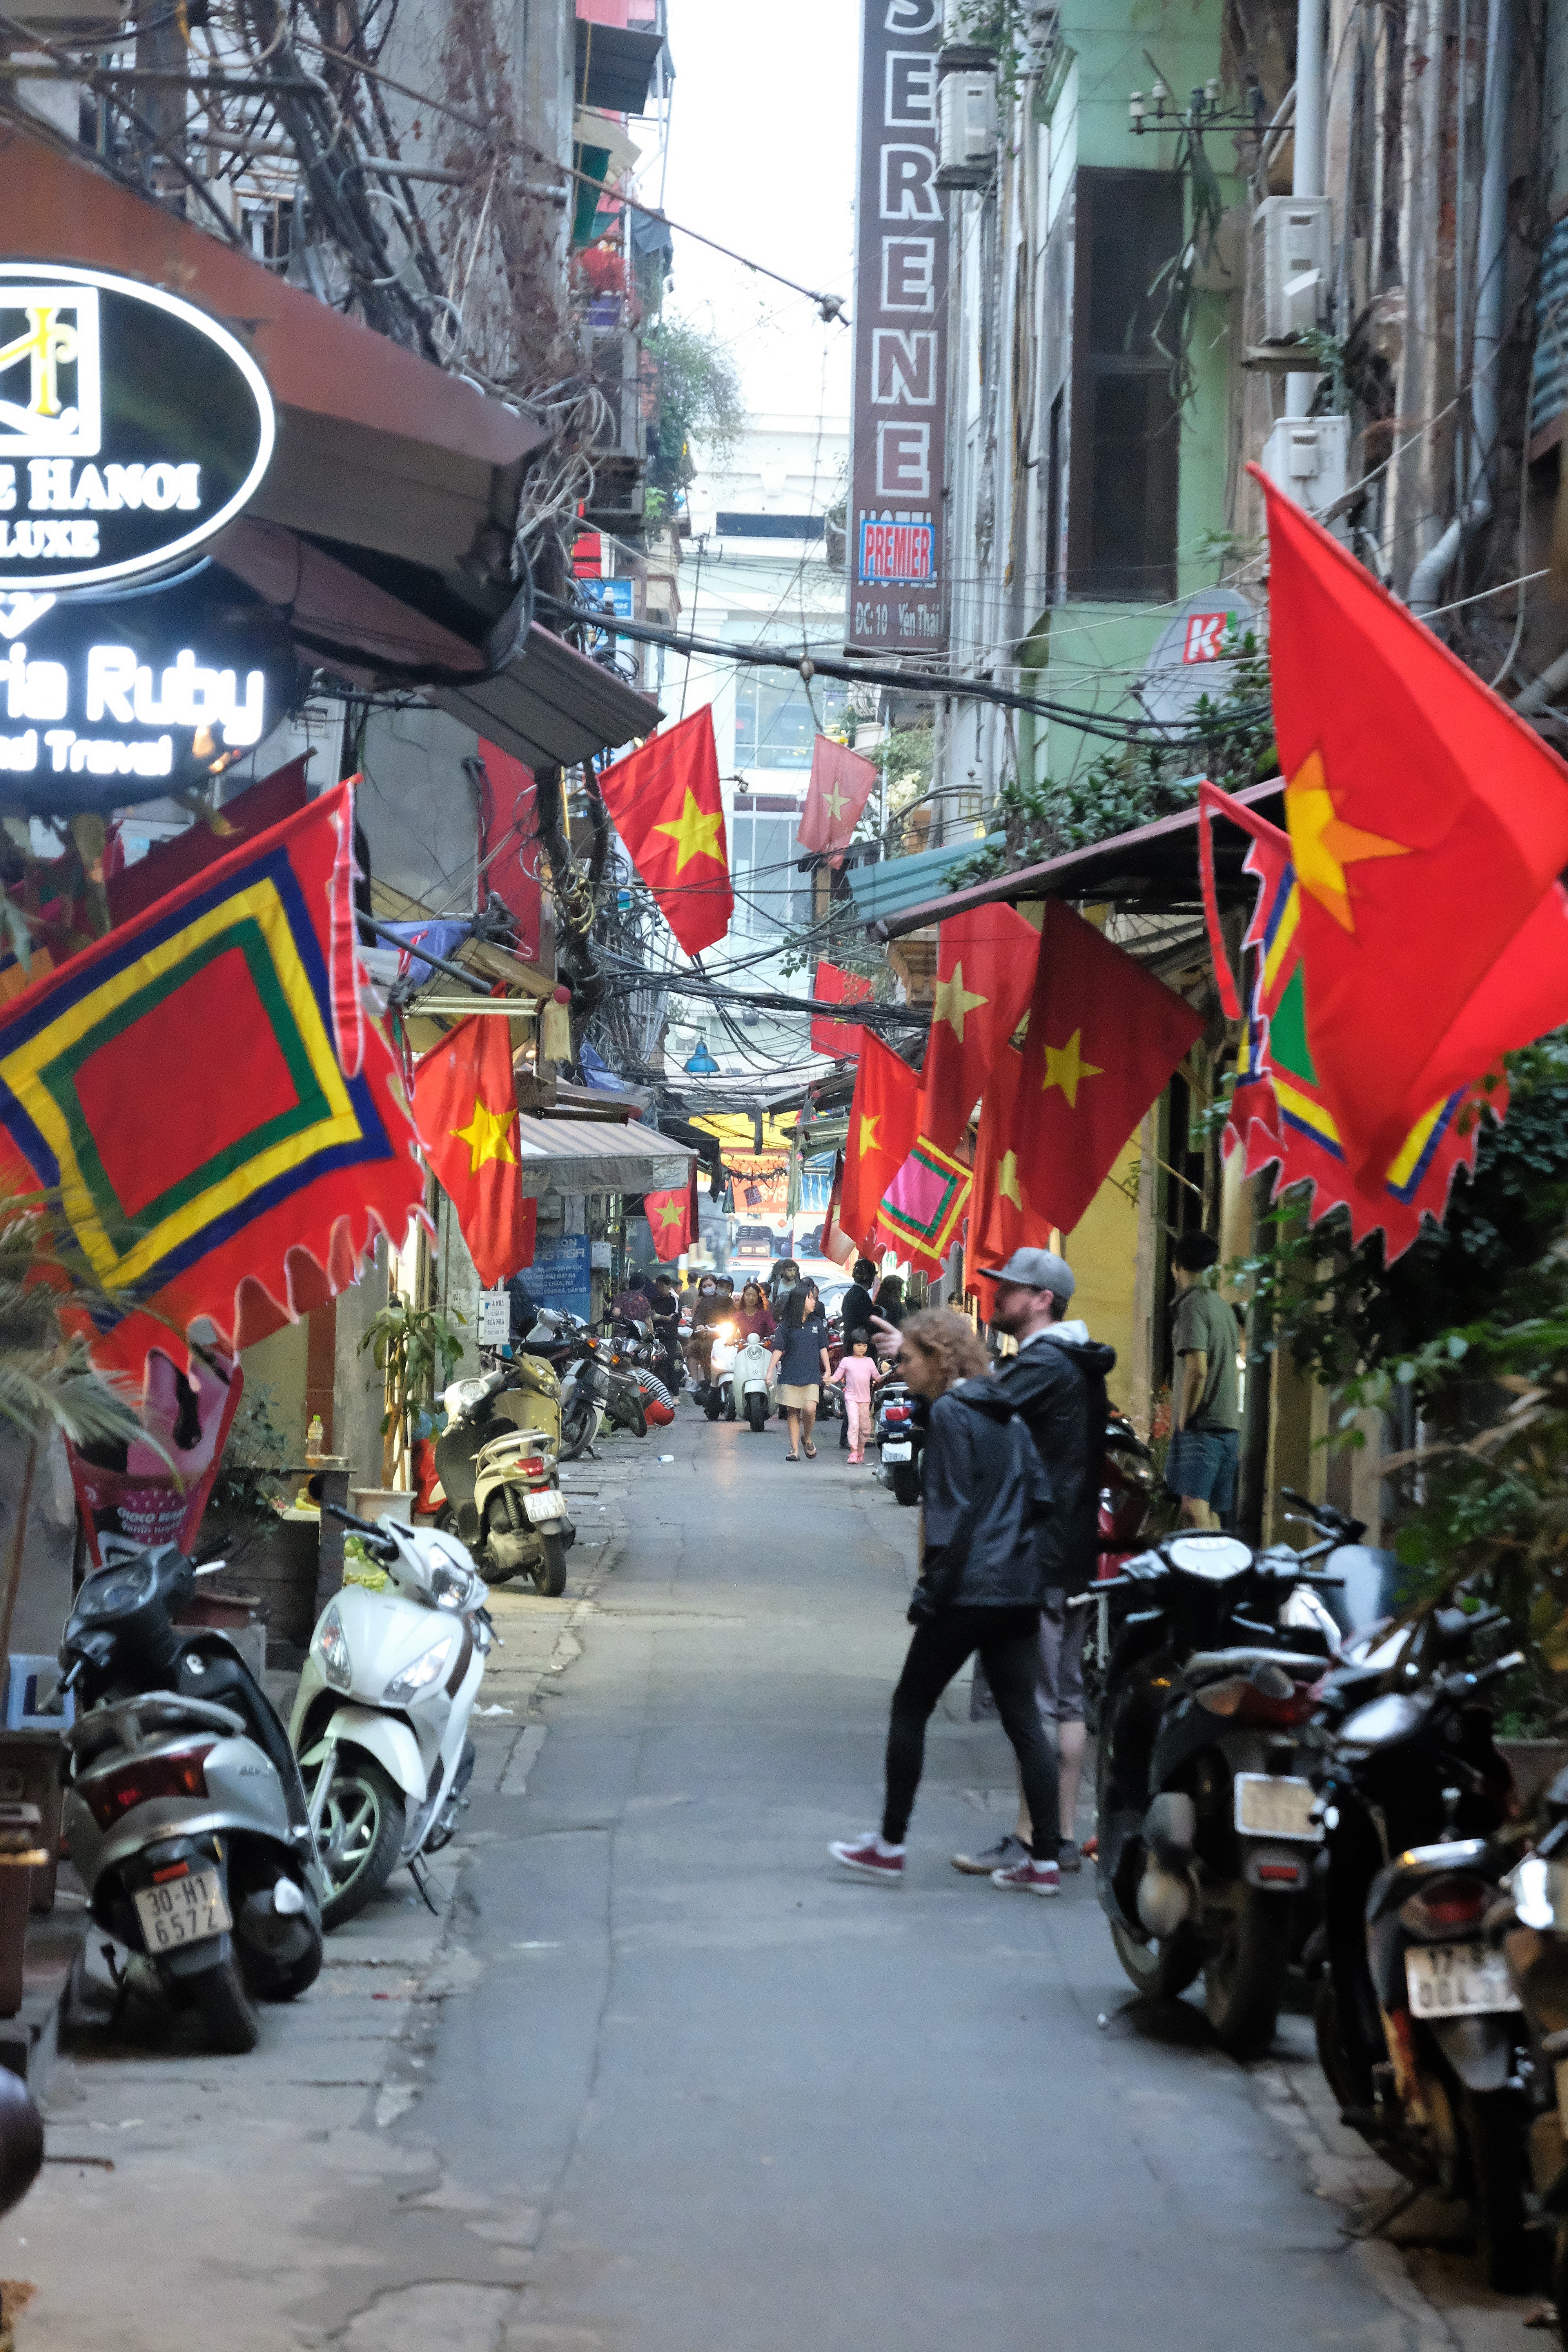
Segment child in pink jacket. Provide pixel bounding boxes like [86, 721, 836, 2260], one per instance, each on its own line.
[831, 1330, 880, 1463]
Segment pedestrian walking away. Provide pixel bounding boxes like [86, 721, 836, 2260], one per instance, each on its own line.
[831, 1308, 1062, 1894]
[1166, 1231, 1241, 1530]
[767, 1279, 830, 1460]
[828, 1328, 878, 1462]
[954, 1248, 1115, 1880]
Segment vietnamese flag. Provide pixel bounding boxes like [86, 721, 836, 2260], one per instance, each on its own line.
[643, 1183, 693, 1261]
[1015, 902, 1203, 1236]
[597, 708, 733, 955]
[970, 1042, 1055, 1305]
[811, 959, 874, 1058]
[1255, 468, 1568, 1183]
[920, 904, 1040, 1152]
[840, 1033, 922, 1250]
[798, 736, 878, 857]
[412, 1015, 532, 1287]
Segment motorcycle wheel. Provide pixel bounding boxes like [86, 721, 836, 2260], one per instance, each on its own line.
[189, 1955, 261, 2054]
[560, 1402, 596, 1462]
[704, 1390, 723, 1422]
[746, 1393, 766, 1433]
[625, 1399, 648, 1439]
[1110, 1919, 1203, 2000]
[1462, 2087, 1530, 2291]
[891, 1464, 921, 1506]
[533, 1533, 567, 1598]
[1203, 1887, 1292, 2057]
[311, 1757, 407, 1930]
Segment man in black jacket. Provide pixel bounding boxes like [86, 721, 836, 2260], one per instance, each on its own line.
[953, 1246, 1116, 1881]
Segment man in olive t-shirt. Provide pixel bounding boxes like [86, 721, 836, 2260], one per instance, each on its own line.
[1167, 1230, 1240, 1529]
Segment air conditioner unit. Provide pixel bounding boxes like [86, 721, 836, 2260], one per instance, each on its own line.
[1254, 196, 1332, 341]
[589, 329, 648, 466]
[1260, 414, 1349, 519]
[937, 69, 998, 187]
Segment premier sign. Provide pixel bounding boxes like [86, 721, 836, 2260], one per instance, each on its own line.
[0, 266, 274, 592]
[847, 0, 948, 655]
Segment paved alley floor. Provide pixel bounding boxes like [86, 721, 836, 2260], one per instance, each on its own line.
[7, 1408, 1543, 2349]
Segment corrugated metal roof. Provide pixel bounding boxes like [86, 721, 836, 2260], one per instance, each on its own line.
[435, 626, 662, 768]
[1532, 216, 1568, 457]
[514, 1113, 695, 1199]
[845, 833, 1006, 924]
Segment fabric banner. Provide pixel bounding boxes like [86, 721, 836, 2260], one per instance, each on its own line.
[643, 1183, 693, 1260]
[810, 960, 875, 1059]
[968, 1041, 1056, 1308]
[920, 903, 1039, 1153]
[597, 708, 733, 955]
[0, 779, 425, 1374]
[412, 1011, 533, 1288]
[876, 1135, 972, 1273]
[797, 737, 879, 857]
[840, 1033, 922, 1251]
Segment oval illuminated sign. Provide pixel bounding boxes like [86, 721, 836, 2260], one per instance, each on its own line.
[0, 262, 274, 593]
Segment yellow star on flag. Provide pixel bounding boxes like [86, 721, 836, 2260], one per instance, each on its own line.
[655, 1196, 684, 1230]
[932, 959, 988, 1044]
[997, 1150, 1024, 1210]
[1286, 750, 1409, 934]
[819, 782, 848, 826]
[1041, 1029, 1103, 1110]
[858, 1111, 881, 1156]
[653, 787, 725, 874]
[452, 1095, 518, 1175]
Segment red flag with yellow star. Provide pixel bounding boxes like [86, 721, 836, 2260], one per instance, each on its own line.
[969, 1042, 1055, 1306]
[643, 1181, 693, 1261]
[1254, 468, 1568, 1184]
[840, 1033, 922, 1252]
[597, 708, 733, 956]
[412, 1014, 531, 1287]
[920, 904, 1040, 1152]
[1015, 900, 1203, 1237]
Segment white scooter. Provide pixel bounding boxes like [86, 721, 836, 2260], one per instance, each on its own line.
[732, 1330, 775, 1434]
[290, 1506, 493, 1928]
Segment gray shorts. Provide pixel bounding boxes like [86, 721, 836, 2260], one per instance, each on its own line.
[970, 1592, 1086, 1726]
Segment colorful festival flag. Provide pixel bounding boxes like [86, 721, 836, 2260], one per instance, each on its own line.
[0, 780, 424, 1375]
[1254, 469, 1568, 1183]
[797, 736, 879, 857]
[877, 1136, 972, 1273]
[840, 1033, 922, 1251]
[1198, 780, 1513, 1258]
[810, 959, 874, 1059]
[412, 1013, 533, 1288]
[920, 903, 1040, 1152]
[1016, 900, 1204, 1239]
[969, 1041, 1055, 1299]
[597, 708, 733, 955]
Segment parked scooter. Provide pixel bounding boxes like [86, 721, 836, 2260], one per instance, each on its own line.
[874, 1373, 922, 1505]
[59, 1544, 324, 2053]
[1095, 1528, 1345, 2055]
[432, 1361, 573, 1594]
[1311, 1606, 1529, 2284]
[292, 1507, 493, 1927]
[1490, 1769, 1568, 2321]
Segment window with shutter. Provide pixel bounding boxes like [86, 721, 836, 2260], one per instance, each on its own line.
[1065, 168, 1182, 601]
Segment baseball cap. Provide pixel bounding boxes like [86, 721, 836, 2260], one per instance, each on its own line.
[976, 1245, 1076, 1298]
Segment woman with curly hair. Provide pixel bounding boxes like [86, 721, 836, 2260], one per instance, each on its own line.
[830, 1307, 1063, 1894]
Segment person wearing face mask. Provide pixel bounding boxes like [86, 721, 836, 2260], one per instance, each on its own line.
[686, 1274, 723, 1390]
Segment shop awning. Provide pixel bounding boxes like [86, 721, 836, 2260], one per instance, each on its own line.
[0, 123, 545, 680]
[575, 19, 665, 113]
[513, 1112, 695, 1199]
[872, 780, 1286, 938]
[436, 626, 660, 768]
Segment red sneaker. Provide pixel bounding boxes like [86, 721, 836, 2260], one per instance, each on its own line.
[991, 1855, 1061, 1896]
[830, 1834, 904, 1883]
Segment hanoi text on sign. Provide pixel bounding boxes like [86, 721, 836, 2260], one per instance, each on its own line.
[0, 265, 274, 592]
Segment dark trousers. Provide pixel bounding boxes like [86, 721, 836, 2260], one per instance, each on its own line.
[882, 1605, 1060, 1860]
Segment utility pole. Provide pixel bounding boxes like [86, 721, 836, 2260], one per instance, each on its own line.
[136, 0, 189, 209]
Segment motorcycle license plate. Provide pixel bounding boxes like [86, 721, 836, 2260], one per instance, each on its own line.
[133, 1868, 231, 1953]
[1233, 1772, 1321, 1842]
[1404, 1941, 1521, 2018]
[522, 1488, 567, 1524]
[882, 1441, 913, 1461]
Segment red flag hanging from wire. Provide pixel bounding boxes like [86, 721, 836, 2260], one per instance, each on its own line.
[597, 709, 733, 955]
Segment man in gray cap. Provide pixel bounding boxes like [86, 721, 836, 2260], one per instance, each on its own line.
[953, 1247, 1116, 1880]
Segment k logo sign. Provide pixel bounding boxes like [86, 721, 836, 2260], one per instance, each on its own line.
[0, 264, 274, 593]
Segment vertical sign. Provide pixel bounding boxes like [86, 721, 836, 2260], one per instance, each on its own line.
[847, 0, 948, 655]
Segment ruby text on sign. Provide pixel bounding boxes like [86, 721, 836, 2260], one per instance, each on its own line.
[847, 0, 948, 655]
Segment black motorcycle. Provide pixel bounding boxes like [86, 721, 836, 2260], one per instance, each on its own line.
[1312, 1607, 1530, 2285]
[1096, 1527, 1345, 2055]
[1489, 1769, 1568, 2319]
[873, 1372, 922, 1505]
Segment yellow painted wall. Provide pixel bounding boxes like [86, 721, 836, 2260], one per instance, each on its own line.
[1061, 1140, 1139, 1412]
[240, 1318, 310, 1458]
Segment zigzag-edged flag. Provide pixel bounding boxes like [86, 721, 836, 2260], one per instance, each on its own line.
[875, 1135, 972, 1274]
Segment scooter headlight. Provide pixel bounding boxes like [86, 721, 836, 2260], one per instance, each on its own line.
[315, 1602, 352, 1693]
[428, 1564, 471, 1612]
[384, 1635, 454, 1705]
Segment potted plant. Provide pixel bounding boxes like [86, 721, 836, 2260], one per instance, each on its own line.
[357, 1291, 465, 1513]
